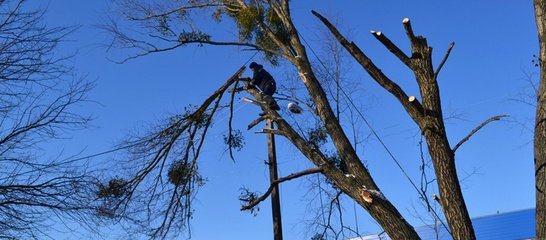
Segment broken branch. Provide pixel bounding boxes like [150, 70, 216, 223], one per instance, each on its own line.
[247, 116, 266, 130]
[256, 128, 284, 136]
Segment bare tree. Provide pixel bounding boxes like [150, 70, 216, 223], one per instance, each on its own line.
[104, 1, 508, 239]
[0, 1, 95, 239]
[534, 0, 546, 238]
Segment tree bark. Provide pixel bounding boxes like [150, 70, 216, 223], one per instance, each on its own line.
[534, 1, 546, 239]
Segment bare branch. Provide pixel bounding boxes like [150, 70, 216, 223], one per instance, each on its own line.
[256, 128, 284, 136]
[0, 2, 96, 238]
[453, 114, 510, 153]
[247, 115, 266, 130]
[241, 167, 323, 211]
[434, 42, 455, 79]
[126, 4, 224, 21]
[109, 37, 274, 64]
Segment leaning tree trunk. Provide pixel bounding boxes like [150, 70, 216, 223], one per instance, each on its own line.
[534, 0, 546, 239]
[313, 11, 476, 240]
[255, 3, 421, 239]
[227, 1, 421, 238]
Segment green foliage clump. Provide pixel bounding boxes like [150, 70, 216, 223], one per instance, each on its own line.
[222, 2, 289, 65]
[167, 160, 193, 186]
[173, 105, 211, 129]
[308, 126, 328, 147]
[97, 177, 129, 199]
[239, 187, 260, 216]
[235, 6, 261, 41]
[178, 30, 211, 44]
[224, 129, 245, 151]
[167, 160, 205, 187]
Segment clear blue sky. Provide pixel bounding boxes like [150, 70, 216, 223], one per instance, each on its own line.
[36, 1, 536, 239]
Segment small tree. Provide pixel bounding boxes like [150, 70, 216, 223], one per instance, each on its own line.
[0, 1, 95, 238]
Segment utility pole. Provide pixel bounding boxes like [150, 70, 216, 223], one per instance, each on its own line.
[266, 119, 283, 240]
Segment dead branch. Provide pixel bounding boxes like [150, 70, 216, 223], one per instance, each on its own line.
[256, 128, 284, 135]
[126, 4, 224, 21]
[453, 114, 509, 153]
[434, 42, 455, 79]
[241, 167, 323, 211]
[247, 116, 266, 130]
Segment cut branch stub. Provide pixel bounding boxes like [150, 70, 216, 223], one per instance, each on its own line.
[402, 17, 419, 53]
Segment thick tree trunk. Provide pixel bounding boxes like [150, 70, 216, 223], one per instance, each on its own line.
[423, 126, 474, 239]
[534, 1, 546, 239]
[413, 48, 475, 240]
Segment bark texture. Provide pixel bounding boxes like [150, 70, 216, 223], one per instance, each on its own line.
[534, 0, 546, 238]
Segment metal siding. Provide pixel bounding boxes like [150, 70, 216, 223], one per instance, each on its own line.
[350, 209, 536, 240]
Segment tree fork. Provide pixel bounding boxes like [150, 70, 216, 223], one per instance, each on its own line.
[313, 10, 476, 240]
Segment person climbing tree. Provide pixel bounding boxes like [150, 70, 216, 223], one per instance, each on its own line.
[247, 62, 280, 111]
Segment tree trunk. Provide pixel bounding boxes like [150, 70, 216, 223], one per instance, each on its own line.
[261, 4, 422, 239]
[534, 1, 546, 238]
[413, 48, 475, 240]
[313, 11, 475, 240]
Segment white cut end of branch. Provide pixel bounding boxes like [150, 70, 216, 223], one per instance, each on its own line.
[242, 97, 255, 103]
[403, 18, 410, 23]
[359, 189, 373, 203]
[375, 31, 382, 36]
[358, 185, 383, 203]
[408, 96, 416, 102]
[370, 30, 376, 34]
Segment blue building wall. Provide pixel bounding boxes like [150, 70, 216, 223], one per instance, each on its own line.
[354, 209, 535, 240]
